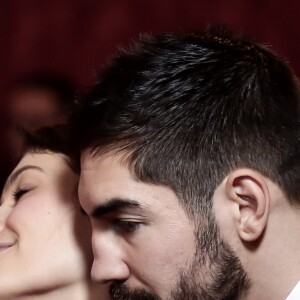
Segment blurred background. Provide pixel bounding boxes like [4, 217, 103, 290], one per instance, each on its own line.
[0, 0, 299, 187]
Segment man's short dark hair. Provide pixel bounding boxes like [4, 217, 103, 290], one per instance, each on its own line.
[76, 28, 300, 217]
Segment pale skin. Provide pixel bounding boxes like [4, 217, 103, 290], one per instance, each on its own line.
[80, 149, 300, 299]
[0, 152, 109, 300]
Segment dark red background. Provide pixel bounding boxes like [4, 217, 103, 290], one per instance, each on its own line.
[1, 0, 300, 95]
[0, 0, 300, 176]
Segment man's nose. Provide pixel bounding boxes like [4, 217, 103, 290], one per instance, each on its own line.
[91, 231, 130, 284]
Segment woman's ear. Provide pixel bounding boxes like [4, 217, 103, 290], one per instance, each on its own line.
[225, 169, 270, 242]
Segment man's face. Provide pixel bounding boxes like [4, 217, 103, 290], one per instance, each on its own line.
[79, 150, 249, 300]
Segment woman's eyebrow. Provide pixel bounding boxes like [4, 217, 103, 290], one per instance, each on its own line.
[6, 165, 45, 186]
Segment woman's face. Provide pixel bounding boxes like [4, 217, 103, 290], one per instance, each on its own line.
[0, 151, 93, 298]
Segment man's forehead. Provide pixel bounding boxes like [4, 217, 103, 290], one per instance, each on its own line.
[79, 150, 185, 216]
[79, 149, 135, 196]
[80, 148, 100, 165]
[80, 148, 129, 170]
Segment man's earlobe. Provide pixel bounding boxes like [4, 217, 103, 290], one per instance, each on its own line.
[225, 169, 270, 242]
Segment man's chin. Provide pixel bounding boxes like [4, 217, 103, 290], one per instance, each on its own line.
[110, 282, 161, 300]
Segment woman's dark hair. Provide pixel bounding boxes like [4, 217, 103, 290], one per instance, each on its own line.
[22, 125, 79, 173]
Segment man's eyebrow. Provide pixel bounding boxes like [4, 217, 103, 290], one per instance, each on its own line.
[6, 165, 44, 187]
[91, 198, 142, 218]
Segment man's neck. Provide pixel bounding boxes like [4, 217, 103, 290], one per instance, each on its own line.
[243, 202, 300, 300]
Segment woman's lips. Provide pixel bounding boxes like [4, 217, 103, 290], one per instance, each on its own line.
[0, 242, 15, 251]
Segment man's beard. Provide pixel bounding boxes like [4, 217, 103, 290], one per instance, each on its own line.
[110, 215, 250, 300]
[171, 240, 250, 300]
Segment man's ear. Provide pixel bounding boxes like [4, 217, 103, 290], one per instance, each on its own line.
[225, 169, 270, 242]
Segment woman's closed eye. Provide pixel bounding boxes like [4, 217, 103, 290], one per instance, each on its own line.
[12, 187, 31, 202]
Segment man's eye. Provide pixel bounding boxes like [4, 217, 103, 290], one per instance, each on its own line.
[113, 220, 141, 233]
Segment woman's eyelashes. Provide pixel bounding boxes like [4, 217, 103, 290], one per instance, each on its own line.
[12, 187, 31, 201]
